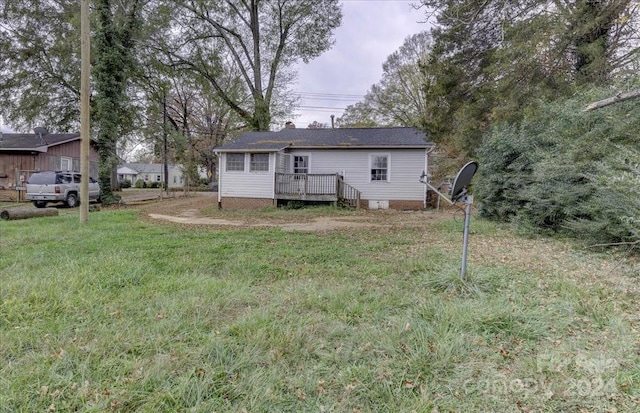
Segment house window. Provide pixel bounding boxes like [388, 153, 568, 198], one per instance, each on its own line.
[250, 153, 269, 172]
[49, 156, 60, 171]
[156, 175, 161, 182]
[226, 153, 245, 171]
[61, 157, 72, 171]
[370, 154, 389, 182]
[293, 155, 309, 174]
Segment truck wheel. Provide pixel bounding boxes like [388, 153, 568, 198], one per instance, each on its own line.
[66, 193, 79, 208]
[34, 201, 47, 208]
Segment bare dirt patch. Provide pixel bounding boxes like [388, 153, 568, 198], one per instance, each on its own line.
[146, 213, 390, 231]
[136, 193, 457, 231]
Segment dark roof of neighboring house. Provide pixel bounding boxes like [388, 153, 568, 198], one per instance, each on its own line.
[0, 132, 81, 152]
[214, 127, 434, 152]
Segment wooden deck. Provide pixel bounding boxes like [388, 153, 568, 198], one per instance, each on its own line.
[275, 173, 360, 207]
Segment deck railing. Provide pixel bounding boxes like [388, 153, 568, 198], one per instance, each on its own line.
[275, 173, 337, 196]
[275, 173, 361, 208]
[338, 178, 361, 208]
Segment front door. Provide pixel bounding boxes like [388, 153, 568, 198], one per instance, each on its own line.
[291, 155, 309, 193]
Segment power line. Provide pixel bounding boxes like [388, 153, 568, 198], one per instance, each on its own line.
[295, 91, 364, 99]
[299, 96, 359, 102]
[293, 91, 363, 119]
[294, 92, 365, 104]
[299, 105, 348, 110]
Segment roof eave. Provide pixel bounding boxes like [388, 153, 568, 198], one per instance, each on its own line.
[287, 144, 435, 150]
[0, 146, 48, 152]
[214, 146, 288, 153]
[47, 137, 82, 146]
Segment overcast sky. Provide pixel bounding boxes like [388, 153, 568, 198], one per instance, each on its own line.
[0, 1, 427, 133]
[291, 0, 428, 128]
[0, 117, 10, 133]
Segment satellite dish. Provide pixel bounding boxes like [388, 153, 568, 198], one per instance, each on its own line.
[450, 161, 478, 203]
[34, 127, 49, 136]
[419, 161, 479, 280]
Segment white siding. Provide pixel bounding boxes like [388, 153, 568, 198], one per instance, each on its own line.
[276, 152, 289, 173]
[219, 153, 275, 198]
[167, 165, 184, 188]
[287, 148, 427, 201]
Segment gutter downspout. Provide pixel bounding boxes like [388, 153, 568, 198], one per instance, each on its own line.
[214, 151, 222, 209]
[270, 152, 276, 206]
[424, 145, 435, 209]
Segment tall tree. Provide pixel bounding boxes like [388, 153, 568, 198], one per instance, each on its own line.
[93, 0, 144, 202]
[135, 37, 246, 182]
[338, 31, 433, 129]
[335, 101, 380, 128]
[418, 0, 640, 154]
[154, 76, 244, 184]
[0, 0, 82, 131]
[1, 0, 154, 202]
[165, 0, 342, 131]
[566, 0, 635, 85]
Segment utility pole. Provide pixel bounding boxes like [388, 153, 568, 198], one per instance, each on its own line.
[79, 0, 90, 224]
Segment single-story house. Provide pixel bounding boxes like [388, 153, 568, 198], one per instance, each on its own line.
[213, 126, 435, 210]
[117, 163, 207, 188]
[0, 128, 99, 200]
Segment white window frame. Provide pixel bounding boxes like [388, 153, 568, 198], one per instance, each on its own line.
[292, 154, 310, 174]
[250, 153, 270, 172]
[226, 153, 245, 172]
[61, 156, 72, 171]
[369, 153, 390, 182]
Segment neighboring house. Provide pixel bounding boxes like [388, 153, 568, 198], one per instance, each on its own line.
[214, 126, 435, 210]
[0, 129, 99, 200]
[117, 163, 206, 188]
[116, 165, 140, 184]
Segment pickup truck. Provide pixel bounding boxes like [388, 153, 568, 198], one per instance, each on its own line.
[25, 171, 101, 208]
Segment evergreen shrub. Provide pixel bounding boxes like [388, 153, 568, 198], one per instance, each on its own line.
[476, 91, 640, 247]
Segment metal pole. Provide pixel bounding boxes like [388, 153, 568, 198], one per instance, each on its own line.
[163, 96, 169, 195]
[79, 0, 90, 224]
[460, 195, 473, 280]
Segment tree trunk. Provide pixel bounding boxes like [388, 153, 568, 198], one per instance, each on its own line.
[571, 0, 626, 86]
[1, 208, 58, 220]
[251, 97, 271, 131]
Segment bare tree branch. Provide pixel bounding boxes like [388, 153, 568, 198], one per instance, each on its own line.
[583, 88, 640, 111]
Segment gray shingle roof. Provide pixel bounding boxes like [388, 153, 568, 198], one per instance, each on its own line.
[0, 132, 80, 152]
[215, 127, 433, 152]
[121, 163, 181, 174]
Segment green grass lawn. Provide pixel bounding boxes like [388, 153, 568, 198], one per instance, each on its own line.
[1, 207, 638, 412]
